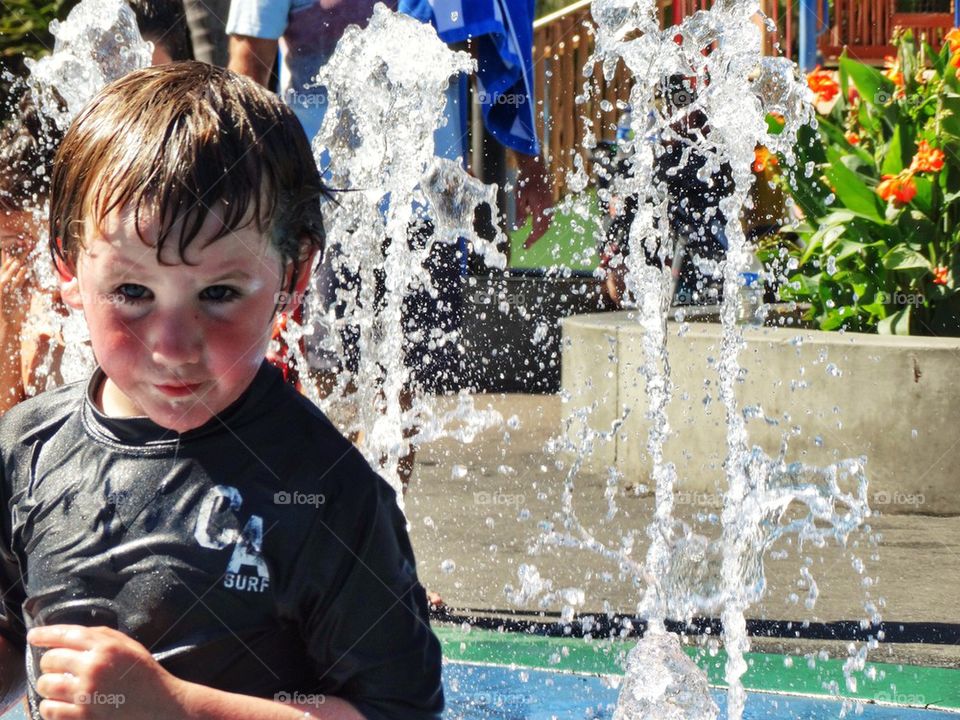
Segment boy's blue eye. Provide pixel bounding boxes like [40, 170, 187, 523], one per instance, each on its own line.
[200, 285, 240, 302]
[116, 284, 149, 301]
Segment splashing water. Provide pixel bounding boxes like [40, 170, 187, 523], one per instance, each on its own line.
[300, 5, 505, 497]
[555, 1, 874, 718]
[25, 0, 152, 133]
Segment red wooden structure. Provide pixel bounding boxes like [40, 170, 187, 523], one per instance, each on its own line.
[819, 0, 955, 63]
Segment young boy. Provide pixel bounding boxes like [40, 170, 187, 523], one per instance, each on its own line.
[0, 62, 443, 719]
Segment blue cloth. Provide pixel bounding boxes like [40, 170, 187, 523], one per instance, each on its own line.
[399, 0, 540, 157]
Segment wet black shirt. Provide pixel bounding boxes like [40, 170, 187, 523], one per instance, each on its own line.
[0, 362, 443, 719]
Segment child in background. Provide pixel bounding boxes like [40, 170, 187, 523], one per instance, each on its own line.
[0, 92, 65, 413]
[128, 0, 195, 64]
[0, 62, 442, 720]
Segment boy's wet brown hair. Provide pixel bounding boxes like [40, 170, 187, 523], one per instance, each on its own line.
[50, 61, 326, 290]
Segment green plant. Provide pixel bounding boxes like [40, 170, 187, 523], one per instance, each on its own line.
[774, 31, 960, 336]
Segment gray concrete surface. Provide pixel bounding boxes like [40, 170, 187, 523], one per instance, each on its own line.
[407, 393, 960, 667]
[561, 313, 960, 515]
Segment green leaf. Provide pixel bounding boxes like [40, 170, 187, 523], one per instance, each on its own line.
[910, 176, 934, 216]
[819, 119, 873, 165]
[841, 56, 897, 109]
[765, 113, 785, 135]
[824, 152, 885, 223]
[834, 239, 868, 262]
[857, 100, 880, 134]
[878, 307, 911, 335]
[882, 245, 931, 271]
[880, 128, 904, 176]
[941, 95, 960, 139]
[930, 41, 949, 77]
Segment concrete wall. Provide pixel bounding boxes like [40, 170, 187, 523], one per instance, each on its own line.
[561, 312, 960, 515]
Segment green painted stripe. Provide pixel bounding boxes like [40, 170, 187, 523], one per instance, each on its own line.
[436, 625, 960, 711]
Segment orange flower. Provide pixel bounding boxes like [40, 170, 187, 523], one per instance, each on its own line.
[807, 67, 840, 103]
[946, 28, 960, 54]
[933, 266, 949, 285]
[845, 131, 861, 145]
[753, 146, 778, 173]
[847, 86, 860, 104]
[877, 172, 917, 205]
[910, 140, 945, 174]
[883, 56, 904, 87]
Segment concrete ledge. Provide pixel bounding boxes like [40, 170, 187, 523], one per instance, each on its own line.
[560, 312, 960, 515]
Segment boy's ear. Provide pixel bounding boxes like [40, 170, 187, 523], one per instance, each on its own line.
[54, 255, 83, 311]
[280, 245, 319, 314]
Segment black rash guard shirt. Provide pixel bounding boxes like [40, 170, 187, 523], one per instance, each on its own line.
[0, 361, 443, 719]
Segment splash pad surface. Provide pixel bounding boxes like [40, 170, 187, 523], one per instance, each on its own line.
[439, 627, 960, 719]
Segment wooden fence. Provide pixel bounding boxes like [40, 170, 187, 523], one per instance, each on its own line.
[820, 0, 954, 63]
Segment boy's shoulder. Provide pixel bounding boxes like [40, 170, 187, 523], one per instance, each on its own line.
[0, 379, 85, 449]
[253, 376, 387, 491]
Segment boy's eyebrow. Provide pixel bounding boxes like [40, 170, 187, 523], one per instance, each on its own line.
[212, 269, 255, 282]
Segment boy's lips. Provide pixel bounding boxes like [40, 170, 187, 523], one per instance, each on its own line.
[155, 381, 205, 398]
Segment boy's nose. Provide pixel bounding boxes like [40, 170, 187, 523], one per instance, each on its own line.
[148, 308, 203, 367]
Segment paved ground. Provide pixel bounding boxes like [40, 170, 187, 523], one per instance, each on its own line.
[406, 394, 960, 669]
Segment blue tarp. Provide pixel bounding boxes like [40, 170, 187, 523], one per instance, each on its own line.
[399, 0, 540, 157]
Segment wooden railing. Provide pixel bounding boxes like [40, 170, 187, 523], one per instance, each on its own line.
[531, 1, 794, 201]
[819, 0, 955, 63]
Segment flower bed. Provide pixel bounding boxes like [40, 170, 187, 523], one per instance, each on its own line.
[769, 31, 960, 336]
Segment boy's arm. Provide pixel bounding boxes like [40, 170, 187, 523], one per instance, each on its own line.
[0, 634, 26, 714]
[29, 625, 366, 720]
[174, 681, 363, 719]
[291, 472, 444, 720]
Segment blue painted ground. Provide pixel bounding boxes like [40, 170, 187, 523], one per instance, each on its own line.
[444, 662, 959, 719]
[3, 662, 954, 718]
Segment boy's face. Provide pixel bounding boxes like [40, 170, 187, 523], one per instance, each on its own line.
[60, 204, 291, 433]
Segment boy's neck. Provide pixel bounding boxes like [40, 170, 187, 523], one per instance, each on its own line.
[96, 374, 143, 419]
